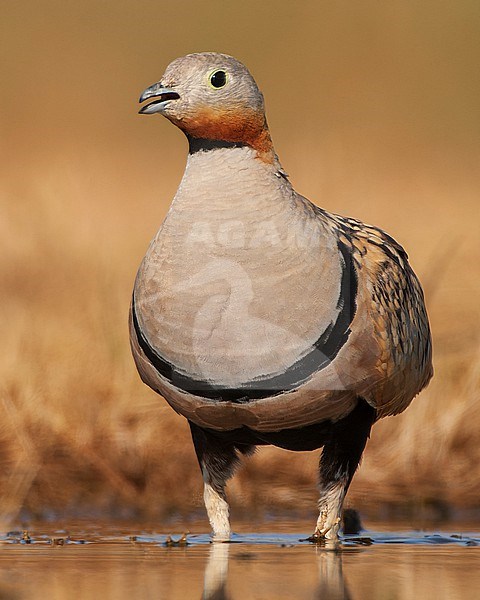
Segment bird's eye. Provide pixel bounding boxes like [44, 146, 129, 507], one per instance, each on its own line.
[209, 70, 227, 89]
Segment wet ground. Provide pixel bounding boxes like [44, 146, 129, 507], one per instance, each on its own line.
[0, 520, 479, 599]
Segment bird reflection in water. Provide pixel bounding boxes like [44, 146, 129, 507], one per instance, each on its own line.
[202, 541, 352, 600]
[203, 542, 230, 600]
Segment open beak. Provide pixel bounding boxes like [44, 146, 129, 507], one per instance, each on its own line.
[138, 82, 180, 114]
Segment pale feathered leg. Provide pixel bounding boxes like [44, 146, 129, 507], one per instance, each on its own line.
[310, 399, 376, 542]
[203, 480, 230, 540]
[315, 481, 347, 540]
[189, 422, 254, 540]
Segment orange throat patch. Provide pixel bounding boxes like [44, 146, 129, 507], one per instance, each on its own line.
[173, 105, 275, 162]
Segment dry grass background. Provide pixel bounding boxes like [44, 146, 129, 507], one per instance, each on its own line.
[0, 0, 479, 526]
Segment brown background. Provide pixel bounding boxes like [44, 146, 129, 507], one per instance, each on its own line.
[1, 0, 479, 524]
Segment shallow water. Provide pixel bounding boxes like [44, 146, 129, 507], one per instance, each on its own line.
[0, 521, 479, 599]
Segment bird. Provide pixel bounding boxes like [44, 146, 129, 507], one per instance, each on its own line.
[131, 52, 433, 541]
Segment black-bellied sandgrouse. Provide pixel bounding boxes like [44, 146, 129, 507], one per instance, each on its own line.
[131, 52, 433, 541]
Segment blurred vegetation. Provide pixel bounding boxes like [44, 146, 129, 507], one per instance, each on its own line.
[0, 0, 479, 525]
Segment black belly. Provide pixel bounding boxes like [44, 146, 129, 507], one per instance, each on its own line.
[198, 421, 333, 452]
[194, 398, 376, 453]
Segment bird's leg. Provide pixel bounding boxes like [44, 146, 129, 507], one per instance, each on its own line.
[203, 478, 230, 541]
[189, 422, 253, 541]
[311, 399, 376, 542]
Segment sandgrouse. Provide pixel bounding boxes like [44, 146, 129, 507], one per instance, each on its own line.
[131, 52, 433, 540]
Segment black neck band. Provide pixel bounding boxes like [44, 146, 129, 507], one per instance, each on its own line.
[188, 136, 247, 154]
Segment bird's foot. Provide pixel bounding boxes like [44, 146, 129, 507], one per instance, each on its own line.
[310, 481, 345, 542]
[306, 516, 341, 544]
[211, 529, 231, 543]
[305, 531, 326, 544]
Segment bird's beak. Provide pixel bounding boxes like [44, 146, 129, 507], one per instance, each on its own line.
[138, 82, 180, 115]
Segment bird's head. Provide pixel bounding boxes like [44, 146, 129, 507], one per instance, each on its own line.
[139, 52, 274, 160]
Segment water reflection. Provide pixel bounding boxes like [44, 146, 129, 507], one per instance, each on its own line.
[199, 529, 480, 600]
[203, 541, 353, 600]
[204, 543, 230, 600]
[0, 526, 479, 599]
[316, 547, 352, 600]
